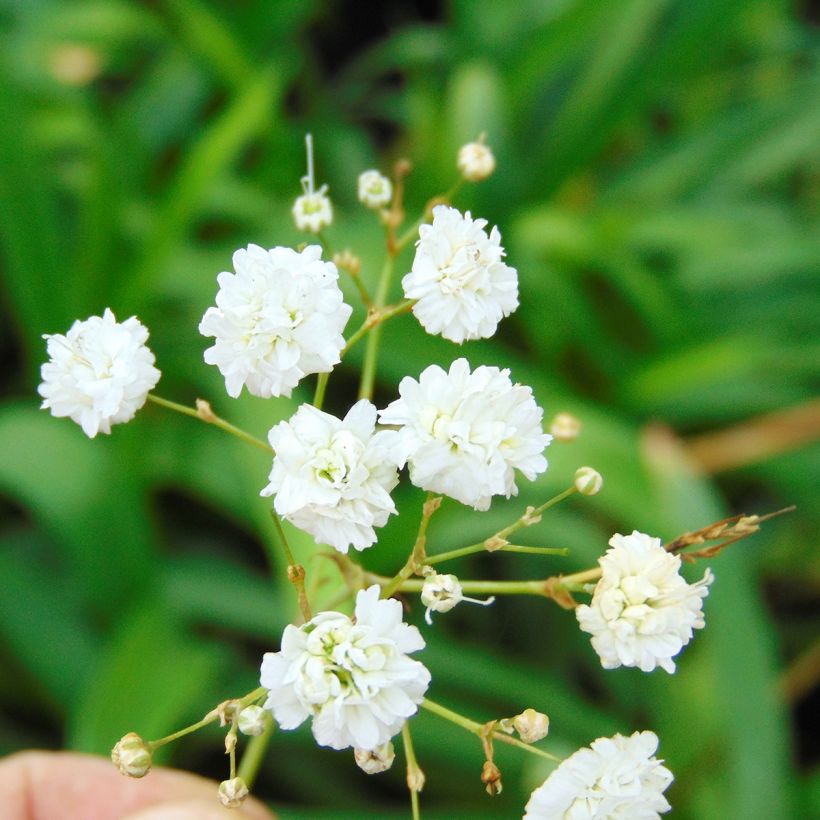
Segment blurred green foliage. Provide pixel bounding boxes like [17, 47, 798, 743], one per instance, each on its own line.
[1, 1, 818, 817]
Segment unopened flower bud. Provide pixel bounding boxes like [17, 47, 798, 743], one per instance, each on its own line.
[407, 764, 426, 793]
[111, 732, 152, 778]
[481, 760, 503, 795]
[355, 742, 395, 774]
[550, 412, 582, 442]
[293, 190, 333, 233]
[237, 705, 266, 736]
[218, 776, 249, 808]
[574, 466, 603, 496]
[458, 139, 496, 182]
[357, 170, 392, 209]
[513, 708, 549, 743]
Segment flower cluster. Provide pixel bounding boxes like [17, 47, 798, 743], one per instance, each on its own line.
[379, 358, 550, 510]
[261, 400, 401, 553]
[402, 205, 518, 343]
[260, 586, 431, 751]
[525, 731, 673, 819]
[576, 531, 714, 673]
[199, 244, 351, 399]
[39, 309, 160, 438]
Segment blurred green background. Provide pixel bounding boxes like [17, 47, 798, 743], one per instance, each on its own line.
[1, 1, 819, 817]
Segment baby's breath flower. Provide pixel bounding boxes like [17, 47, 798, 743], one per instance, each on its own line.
[199, 244, 351, 399]
[402, 205, 518, 343]
[457, 139, 496, 182]
[513, 708, 549, 744]
[260, 586, 431, 751]
[39, 309, 161, 438]
[549, 411, 582, 442]
[357, 169, 392, 209]
[355, 742, 395, 774]
[379, 359, 550, 510]
[576, 531, 714, 674]
[293, 132, 333, 233]
[420, 570, 495, 624]
[524, 731, 673, 819]
[237, 705, 267, 736]
[261, 400, 401, 554]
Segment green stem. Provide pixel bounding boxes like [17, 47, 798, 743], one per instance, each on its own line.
[237, 719, 274, 788]
[271, 511, 312, 621]
[420, 698, 560, 763]
[381, 494, 440, 598]
[425, 543, 569, 565]
[372, 574, 550, 597]
[358, 254, 395, 400]
[147, 394, 272, 453]
[341, 299, 414, 361]
[149, 687, 266, 750]
[313, 372, 329, 410]
[402, 722, 423, 820]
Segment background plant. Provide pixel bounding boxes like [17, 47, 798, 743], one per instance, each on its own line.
[0, 1, 818, 818]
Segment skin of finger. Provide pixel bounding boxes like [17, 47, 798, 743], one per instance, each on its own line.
[0, 751, 274, 820]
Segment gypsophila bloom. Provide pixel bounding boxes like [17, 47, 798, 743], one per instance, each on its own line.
[379, 358, 550, 510]
[576, 531, 714, 674]
[402, 205, 518, 343]
[199, 245, 351, 399]
[293, 189, 333, 233]
[261, 400, 400, 553]
[355, 742, 395, 774]
[260, 585, 431, 751]
[357, 169, 392, 209]
[457, 140, 496, 182]
[524, 731, 673, 819]
[420, 569, 494, 625]
[39, 309, 160, 438]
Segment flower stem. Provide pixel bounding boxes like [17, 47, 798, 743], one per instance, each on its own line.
[381, 494, 441, 598]
[237, 718, 274, 788]
[146, 394, 272, 453]
[271, 511, 312, 621]
[425, 543, 569, 565]
[370, 573, 550, 597]
[313, 372, 329, 410]
[149, 687, 266, 750]
[402, 721, 424, 820]
[358, 254, 396, 400]
[341, 299, 414, 361]
[420, 698, 560, 763]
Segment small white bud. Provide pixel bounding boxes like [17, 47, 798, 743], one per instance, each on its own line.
[512, 708, 549, 743]
[421, 570, 495, 625]
[550, 411, 582, 442]
[457, 139, 496, 182]
[237, 705, 267, 736]
[218, 776, 249, 808]
[357, 170, 392, 209]
[111, 732, 152, 778]
[354, 742, 395, 774]
[574, 466, 603, 496]
[293, 191, 332, 233]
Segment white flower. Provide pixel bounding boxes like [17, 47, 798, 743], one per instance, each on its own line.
[457, 140, 496, 182]
[357, 170, 392, 209]
[420, 570, 495, 625]
[524, 731, 673, 819]
[293, 190, 333, 233]
[39, 309, 160, 438]
[574, 466, 603, 496]
[260, 585, 431, 751]
[576, 531, 714, 674]
[378, 358, 550, 510]
[261, 401, 401, 553]
[402, 205, 518, 343]
[199, 244, 351, 399]
[354, 742, 395, 774]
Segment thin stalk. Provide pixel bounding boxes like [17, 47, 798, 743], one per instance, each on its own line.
[313, 372, 329, 410]
[341, 299, 414, 360]
[381, 495, 440, 598]
[271, 511, 312, 621]
[425, 543, 569, 565]
[147, 394, 272, 453]
[237, 719, 274, 788]
[420, 698, 560, 763]
[402, 722, 423, 820]
[358, 254, 395, 400]
[368, 572, 549, 597]
[149, 687, 266, 750]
